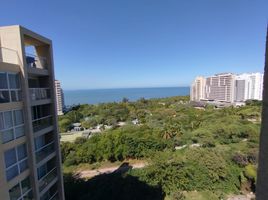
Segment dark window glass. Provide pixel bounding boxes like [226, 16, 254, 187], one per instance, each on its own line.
[19, 159, 28, 173]
[0, 91, 10, 103]
[21, 177, 31, 194]
[10, 91, 17, 102]
[15, 126, 25, 138]
[4, 111, 13, 128]
[17, 144, 27, 161]
[9, 183, 21, 200]
[0, 113, 4, 130]
[0, 73, 8, 89]
[4, 148, 16, 168]
[8, 74, 20, 89]
[14, 110, 24, 125]
[1, 129, 14, 143]
[6, 165, 19, 181]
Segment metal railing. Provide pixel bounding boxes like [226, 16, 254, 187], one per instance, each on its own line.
[32, 115, 53, 132]
[39, 167, 57, 192]
[0, 47, 20, 65]
[26, 53, 48, 69]
[35, 142, 55, 163]
[29, 88, 50, 101]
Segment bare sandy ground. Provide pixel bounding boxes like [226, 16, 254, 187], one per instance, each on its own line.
[75, 162, 147, 179]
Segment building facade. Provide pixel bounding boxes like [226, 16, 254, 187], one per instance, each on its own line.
[0, 26, 64, 200]
[205, 73, 235, 102]
[190, 76, 206, 101]
[191, 72, 264, 103]
[234, 73, 264, 102]
[55, 80, 64, 116]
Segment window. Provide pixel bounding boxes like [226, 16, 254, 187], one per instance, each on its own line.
[4, 144, 28, 181]
[9, 176, 32, 200]
[0, 73, 8, 89]
[0, 72, 21, 103]
[0, 109, 25, 144]
[9, 183, 21, 200]
[8, 74, 20, 89]
[4, 148, 17, 168]
[14, 110, 24, 125]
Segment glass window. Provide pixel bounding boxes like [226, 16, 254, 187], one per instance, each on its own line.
[4, 111, 13, 128]
[14, 110, 24, 125]
[15, 126, 25, 138]
[37, 164, 47, 180]
[4, 148, 17, 168]
[17, 144, 27, 161]
[23, 191, 33, 200]
[1, 129, 14, 143]
[21, 177, 31, 194]
[9, 176, 32, 200]
[10, 91, 17, 102]
[6, 165, 19, 181]
[0, 113, 4, 130]
[0, 91, 10, 103]
[35, 136, 45, 150]
[8, 74, 20, 89]
[23, 190, 33, 200]
[9, 183, 21, 200]
[0, 73, 8, 89]
[17, 90, 22, 101]
[19, 159, 28, 173]
[0, 109, 24, 144]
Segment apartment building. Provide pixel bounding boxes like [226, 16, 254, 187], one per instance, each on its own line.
[249, 72, 263, 100]
[54, 80, 64, 116]
[190, 76, 206, 101]
[205, 73, 235, 102]
[0, 26, 64, 200]
[234, 73, 264, 102]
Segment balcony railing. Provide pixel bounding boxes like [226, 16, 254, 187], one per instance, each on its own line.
[39, 167, 57, 192]
[30, 88, 50, 101]
[35, 142, 55, 163]
[0, 47, 20, 65]
[32, 115, 53, 132]
[26, 53, 48, 70]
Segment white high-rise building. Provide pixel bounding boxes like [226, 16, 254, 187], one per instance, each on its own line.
[205, 73, 235, 102]
[234, 73, 264, 101]
[249, 72, 263, 100]
[55, 80, 65, 115]
[234, 73, 251, 102]
[191, 72, 263, 103]
[190, 76, 206, 101]
[0, 25, 65, 200]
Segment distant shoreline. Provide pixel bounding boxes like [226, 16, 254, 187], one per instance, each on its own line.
[64, 87, 190, 106]
[64, 86, 190, 91]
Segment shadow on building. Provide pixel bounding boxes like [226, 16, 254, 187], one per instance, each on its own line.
[64, 162, 165, 200]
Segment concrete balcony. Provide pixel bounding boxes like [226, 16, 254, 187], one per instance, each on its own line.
[29, 88, 51, 106]
[26, 54, 49, 75]
[30, 88, 50, 101]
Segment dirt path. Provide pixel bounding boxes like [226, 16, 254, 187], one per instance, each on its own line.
[227, 193, 255, 200]
[75, 162, 147, 179]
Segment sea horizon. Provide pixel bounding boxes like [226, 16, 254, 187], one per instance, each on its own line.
[64, 86, 190, 106]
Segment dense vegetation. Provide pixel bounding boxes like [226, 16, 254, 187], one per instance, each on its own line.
[60, 97, 261, 200]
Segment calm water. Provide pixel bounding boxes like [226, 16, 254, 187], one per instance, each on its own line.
[64, 87, 190, 105]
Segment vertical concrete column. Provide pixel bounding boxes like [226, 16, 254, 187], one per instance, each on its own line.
[256, 26, 268, 200]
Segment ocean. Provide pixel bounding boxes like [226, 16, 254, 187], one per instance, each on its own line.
[64, 87, 190, 105]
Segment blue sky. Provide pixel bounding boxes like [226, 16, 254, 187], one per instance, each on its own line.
[1, 0, 267, 89]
